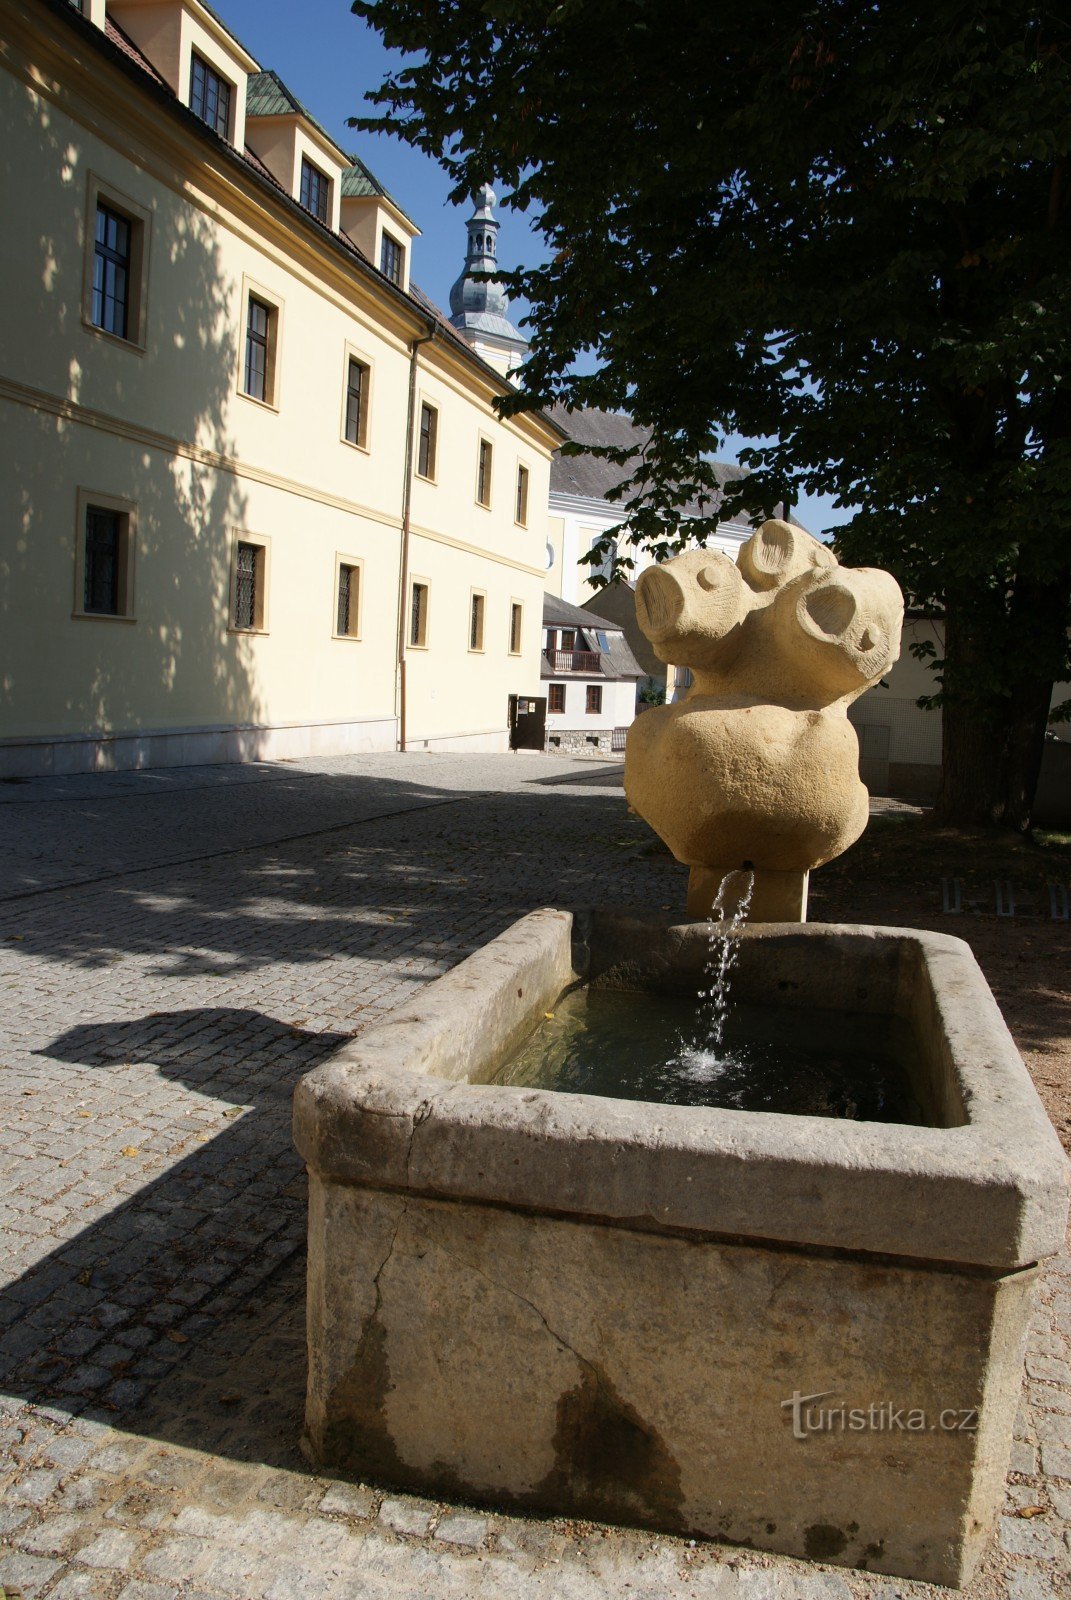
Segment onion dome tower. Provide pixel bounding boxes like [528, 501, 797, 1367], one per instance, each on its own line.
[448, 184, 528, 379]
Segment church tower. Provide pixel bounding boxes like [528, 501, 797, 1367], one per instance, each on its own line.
[448, 184, 529, 379]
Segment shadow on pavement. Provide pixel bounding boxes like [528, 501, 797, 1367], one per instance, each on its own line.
[2, 1008, 339, 1472]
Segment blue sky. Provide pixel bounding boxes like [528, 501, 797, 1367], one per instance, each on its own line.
[220, 0, 851, 537]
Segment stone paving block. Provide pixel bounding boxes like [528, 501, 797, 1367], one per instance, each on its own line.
[1027, 1353, 1071, 1385]
[48, 1570, 119, 1600]
[1035, 1409, 1071, 1447]
[1006, 1572, 1060, 1600]
[435, 1511, 491, 1548]
[0, 1503, 34, 1535]
[1040, 1442, 1071, 1481]
[9, 1466, 63, 1504]
[198, 1544, 278, 1596]
[137, 1446, 202, 1491]
[74, 1526, 144, 1570]
[18, 1512, 88, 1556]
[264, 1561, 344, 1600]
[55, 1472, 117, 1512]
[254, 1469, 323, 1512]
[377, 1495, 438, 1538]
[104, 1483, 175, 1529]
[140, 1533, 210, 1581]
[998, 1513, 1061, 1560]
[90, 1436, 152, 1475]
[0, 1549, 65, 1598]
[41, 1432, 96, 1470]
[319, 1482, 377, 1519]
[115, 1583, 183, 1600]
[1011, 1440, 1040, 1475]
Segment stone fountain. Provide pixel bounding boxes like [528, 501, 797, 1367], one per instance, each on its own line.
[294, 525, 1068, 1588]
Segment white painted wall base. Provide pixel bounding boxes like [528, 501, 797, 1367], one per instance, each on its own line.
[403, 728, 510, 754]
[0, 716, 400, 778]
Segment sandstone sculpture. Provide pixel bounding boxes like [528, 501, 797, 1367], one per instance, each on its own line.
[625, 520, 904, 920]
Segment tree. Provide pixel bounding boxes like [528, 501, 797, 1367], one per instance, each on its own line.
[353, 0, 1071, 828]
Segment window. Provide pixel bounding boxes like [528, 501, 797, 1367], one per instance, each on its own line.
[300, 157, 330, 224]
[190, 52, 232, 139]
[477, 438, 493, 507]
[74, 491, 135, 620]
[380, 232, 404, 285]
[92, 202, 131, 339]
[509, 602, 523, 655]
[548, 683, 566, 715]
[84, 177, 150, 349]
[84, 506, 119, 614]
[586, 685, 603, 715]
[80, 502, 134, 616]
[241, 286, 282, 406]
[231, 538, 268, 631]
[234, 543, 258, 629]
[515, 464, 530, 526]
[336, 562, 360, 638]
[417, 402, 438, 479]
[410, 581, 428, 647]
[469, 592, 485, 651]
[344, 356, 369, 447]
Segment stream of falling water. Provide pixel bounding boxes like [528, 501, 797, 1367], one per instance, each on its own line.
[675, 868, 755, 1081]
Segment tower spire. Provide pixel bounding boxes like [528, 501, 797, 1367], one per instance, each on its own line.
[448, 184, 528, 379]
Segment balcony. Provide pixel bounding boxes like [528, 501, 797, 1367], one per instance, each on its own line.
[544, 649, 602, 674]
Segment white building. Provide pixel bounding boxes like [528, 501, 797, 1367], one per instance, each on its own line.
[545, 406, 761, 609]
[542, 595, 643, 755]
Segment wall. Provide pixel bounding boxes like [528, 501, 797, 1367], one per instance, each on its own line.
[544, 676, 636, 751]
[0, 6, 556, 771]
[848, 617, 1071, 809]
[547, 492, 750, 608]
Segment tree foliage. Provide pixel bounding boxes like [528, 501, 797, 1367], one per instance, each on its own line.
[352, 0, 1071, 826]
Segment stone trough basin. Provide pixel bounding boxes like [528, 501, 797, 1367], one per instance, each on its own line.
[293, 909, 1068, 1587]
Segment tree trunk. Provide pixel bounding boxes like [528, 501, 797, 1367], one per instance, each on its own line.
[932, 584, 1067, 831]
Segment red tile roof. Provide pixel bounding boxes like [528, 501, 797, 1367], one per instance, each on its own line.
[104, 15, 169, 87]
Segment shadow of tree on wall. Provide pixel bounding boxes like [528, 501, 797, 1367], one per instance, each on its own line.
[0, 51, 261, 759]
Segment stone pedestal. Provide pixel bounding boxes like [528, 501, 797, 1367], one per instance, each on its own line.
[687, 865, 809, 923]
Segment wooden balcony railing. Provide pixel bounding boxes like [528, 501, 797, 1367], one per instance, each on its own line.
[544, 649, 602, 673]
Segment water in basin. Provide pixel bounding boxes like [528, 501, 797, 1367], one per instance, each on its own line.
[492, 986, 926, 1124]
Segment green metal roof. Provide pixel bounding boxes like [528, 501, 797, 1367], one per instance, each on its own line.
[246, 69, 348, 163]
[340, 159, 380, 199]
[340, 154, 418, 231]
[246, 71, 415, 228]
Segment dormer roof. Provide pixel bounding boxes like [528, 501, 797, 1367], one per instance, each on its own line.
[340, 155, 419, 232]
[246, 68, 350, 165]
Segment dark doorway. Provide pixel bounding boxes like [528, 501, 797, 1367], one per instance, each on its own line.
[509, 693, 547, 751]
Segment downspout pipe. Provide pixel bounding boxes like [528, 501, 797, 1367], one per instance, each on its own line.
[397, 322, 437, 752]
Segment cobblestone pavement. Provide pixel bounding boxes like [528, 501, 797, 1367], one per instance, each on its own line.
[1, 752, 1069, 1600]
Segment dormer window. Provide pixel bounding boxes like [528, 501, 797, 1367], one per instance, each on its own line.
[190, 52, 233, 140]
[380, 232, 404, 286]
[300, 158, 330, 225]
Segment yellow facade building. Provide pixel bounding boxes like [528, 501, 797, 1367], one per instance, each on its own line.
[0, 0, 563, 774]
